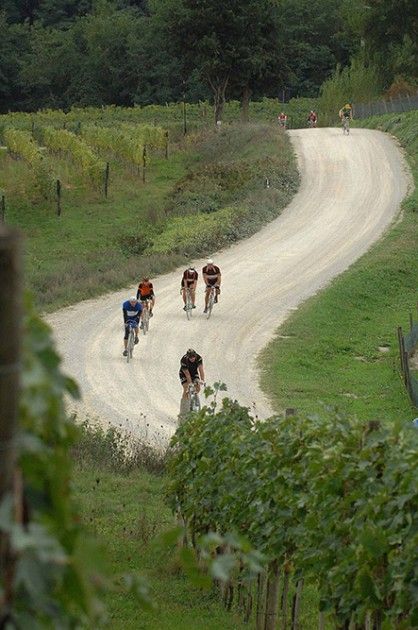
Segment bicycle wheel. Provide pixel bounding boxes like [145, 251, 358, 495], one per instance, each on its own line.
[191, 393, 201, 412]
[142, 308, 149, 335]
[127, 329, 134, 362]
[185, 290, 192, 320]
[206, 289, 215, 319]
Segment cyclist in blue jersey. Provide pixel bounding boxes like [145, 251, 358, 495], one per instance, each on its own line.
[122, 296, 143, 357]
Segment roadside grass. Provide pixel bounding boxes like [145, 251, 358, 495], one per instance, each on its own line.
[260, 111, 418, 421]
[0, 122, 297, 311]
[72, 424, 326, 629]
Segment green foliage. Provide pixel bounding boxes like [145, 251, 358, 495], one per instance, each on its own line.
[168, 396, 418, 626]
[1, 0, 358, 113]
[0, 296, 105, 627]
[261, 110, 418, 424]
[72, 420, 167, 475]
[0, 119, 298, 310]
[41, 126, 106, 189]
[4, 128, 55, 199]
[319, 57, 382, 124]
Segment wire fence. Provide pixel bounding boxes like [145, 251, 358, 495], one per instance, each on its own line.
[353, 93, 418, 119]
[397, 306, 418, 408]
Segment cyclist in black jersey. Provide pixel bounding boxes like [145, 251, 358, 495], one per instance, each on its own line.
[179, 349, 205, 399]
[181, 266, 198, 310]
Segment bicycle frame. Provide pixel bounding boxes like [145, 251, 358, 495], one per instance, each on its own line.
[126, 322, 136, 362]
[206, 285, 217, 319]
[184, 287, 193, 320]
[188, 382, 201, 412]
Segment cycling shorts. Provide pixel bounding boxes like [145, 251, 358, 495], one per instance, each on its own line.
[179, 372, 200, 385]
[124, 320, 138, 339]
[139, 294, 154, 301]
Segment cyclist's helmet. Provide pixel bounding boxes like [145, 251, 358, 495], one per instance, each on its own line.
[143, 276, 150, 282]
[186, 348, 197, 357]
[207, 258, 214, 264]
[188, 265, 195, 270]
[129, 295, 137, 302]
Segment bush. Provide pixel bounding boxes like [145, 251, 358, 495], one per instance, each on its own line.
[72, 420, 167, 475]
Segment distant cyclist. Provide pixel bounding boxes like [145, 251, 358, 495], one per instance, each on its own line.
[339, 103, 353, 121]
[179, 348, 205, 400]
[137, 277, 155, 317]
[122, 296, 142, 357]
[202, 258, 221, 313]
[307, 111, 318, 127]
[181, 265, 198, 310]
[278, 112, 288, 128]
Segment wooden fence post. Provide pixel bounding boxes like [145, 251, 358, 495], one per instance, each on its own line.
[165, 131, 169, 159]
[142, 146, 147, 184]
[56, 179, 62, 217]
[1, 196, 5, 223]
[0, 227, 22, 621]
[404, 351, 412, 398]
[104, 162, 110, 198]
[397, 327, 405, 375]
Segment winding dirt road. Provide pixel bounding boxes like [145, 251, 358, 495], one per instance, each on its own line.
[47, 128, 410, 444]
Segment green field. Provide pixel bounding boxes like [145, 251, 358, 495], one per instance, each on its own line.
[72, 111, 418, 628]
[260, 110, 418, 422]
[0, 119, 298, 311]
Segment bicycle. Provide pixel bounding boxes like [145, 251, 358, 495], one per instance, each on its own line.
[188, 381, 202, 412]
[184, 287, 193, 320]
[342, 117, 350, 135]
[125, 320, 137, 363]
[205, 285, 217, 319]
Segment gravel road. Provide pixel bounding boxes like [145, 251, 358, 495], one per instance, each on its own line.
[47, 128, 410, 444]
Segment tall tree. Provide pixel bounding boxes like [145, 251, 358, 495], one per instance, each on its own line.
[151, 0, 281, 122]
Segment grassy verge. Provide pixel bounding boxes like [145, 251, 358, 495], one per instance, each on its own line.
[0, 122, 298, 311]
[260, 110, 418, 420]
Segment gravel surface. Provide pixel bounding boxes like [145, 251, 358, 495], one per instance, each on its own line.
[47, 128, 410, 444]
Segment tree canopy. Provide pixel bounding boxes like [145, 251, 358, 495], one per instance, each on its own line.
[0, 0, 415, 113]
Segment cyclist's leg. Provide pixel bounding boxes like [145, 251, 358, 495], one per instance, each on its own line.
[204, 285, 210, 309]
[215, 285, 220, 303]
[133, 321, 139, 341]
[191, 284, 197, 307]
[123, 324, 129, 354]
[180, 375, 189, 399]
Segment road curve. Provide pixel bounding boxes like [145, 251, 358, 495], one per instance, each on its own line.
[47, 128, 410, 444]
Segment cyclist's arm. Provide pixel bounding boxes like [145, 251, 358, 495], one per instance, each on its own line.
[198, 364, 205, 382]
[182, 367, 192, 384]
[217, 272, 222, 286]
[123, 308, 128, 323]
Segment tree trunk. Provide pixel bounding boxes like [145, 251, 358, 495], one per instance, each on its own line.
[210, 76, 229, 124]
[256, 571, 267, 630]
[0, 226, 22, 623]
[291, 578, 304, 629]
[281, 567, 290, 630]
[265, 560, 281, 630]
[241, 85, 252, 123]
